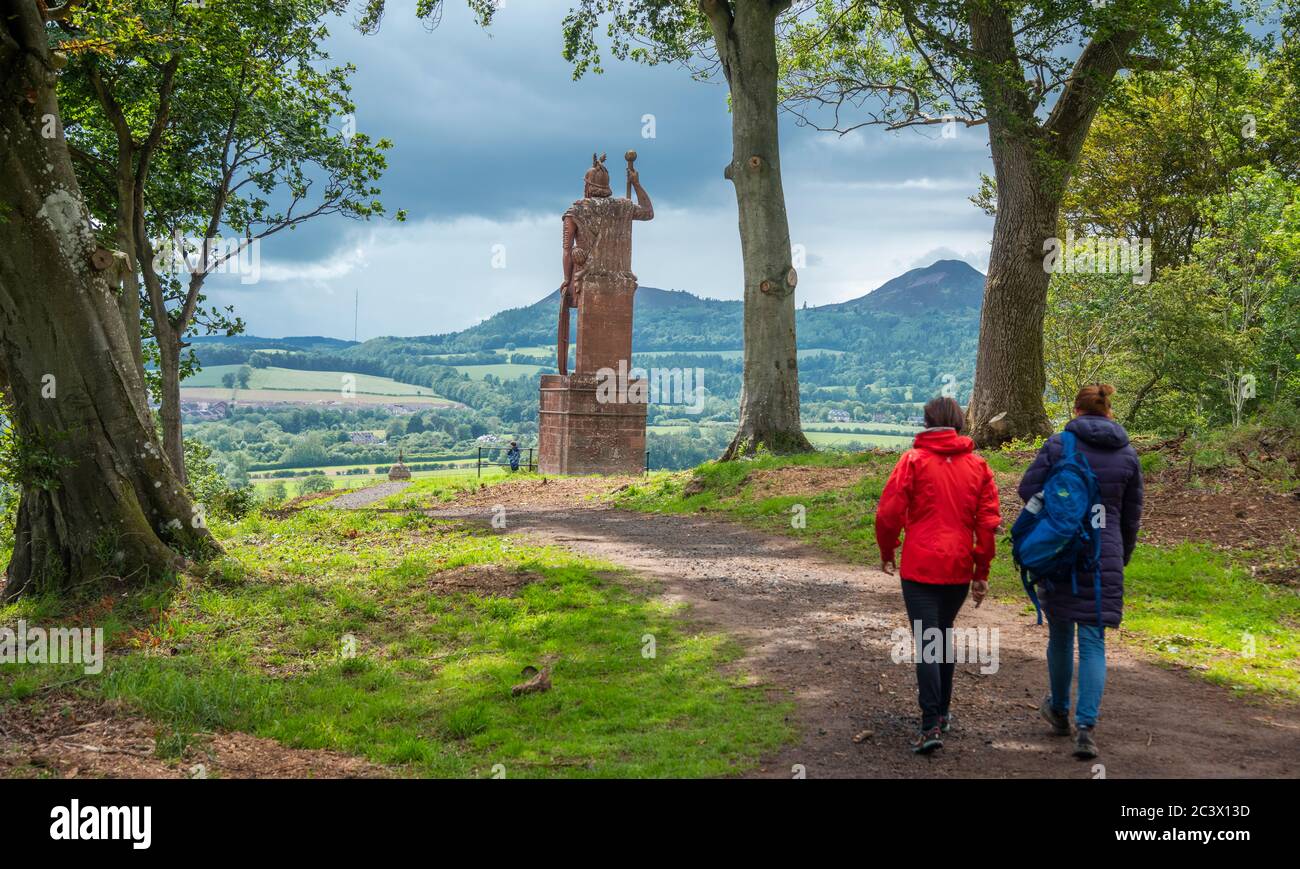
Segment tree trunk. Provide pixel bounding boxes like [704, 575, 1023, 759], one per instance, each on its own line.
[964, 7, 1138, 447]
[965, 139, 1058, 447]
[157, 324, 187, 485]
[707, 0, 811, 459]
[0, 0, 216, 600]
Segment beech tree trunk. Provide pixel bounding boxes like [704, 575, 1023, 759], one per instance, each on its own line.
[963, 7, 1137, 447]
[706, 0, 812, 459]
[965, 137, 1058, 447]
[156, 324, 187, 484]
[0, 0, 216, 600]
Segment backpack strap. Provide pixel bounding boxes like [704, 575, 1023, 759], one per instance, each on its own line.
[1059, 429, 1076, 460]
[1021, 566, 1044, 625]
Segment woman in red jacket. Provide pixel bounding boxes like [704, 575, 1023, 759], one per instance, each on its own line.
[875, 396, 1001, 754]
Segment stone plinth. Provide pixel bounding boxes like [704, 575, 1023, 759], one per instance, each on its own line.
[538, 373, 646, 476]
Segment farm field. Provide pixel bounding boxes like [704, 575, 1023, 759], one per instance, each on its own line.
[250, 465, 519, 495]
[802, 430, 912, 448]
[185, 365, 440, 396]
[451, 362, 545, 380]
[801, 421, 920, 433]
[648, 421, 917, 449]
[181, 387, 456, 407]
[632, 347, 843, 361]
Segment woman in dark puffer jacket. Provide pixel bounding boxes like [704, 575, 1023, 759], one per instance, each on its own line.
[1018, 384, 1143, 760]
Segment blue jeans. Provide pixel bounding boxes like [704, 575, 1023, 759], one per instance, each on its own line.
[1047, 619, 1106, 728]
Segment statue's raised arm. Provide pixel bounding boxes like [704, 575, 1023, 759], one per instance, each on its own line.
[624, 150, 653, 222]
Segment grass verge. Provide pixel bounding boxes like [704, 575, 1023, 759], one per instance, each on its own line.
[1, 508, 792, 777]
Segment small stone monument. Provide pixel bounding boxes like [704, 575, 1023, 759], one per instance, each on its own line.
[387, 448, 411, 481]
[538, 152, 653, 475]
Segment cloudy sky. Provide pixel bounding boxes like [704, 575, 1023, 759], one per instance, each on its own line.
[206, 0, 994, 340]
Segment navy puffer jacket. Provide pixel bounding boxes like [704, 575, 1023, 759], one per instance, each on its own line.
[1018, 415, 1144, 627]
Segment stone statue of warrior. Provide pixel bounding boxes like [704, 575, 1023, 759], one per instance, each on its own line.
[557, 152, 654, 375]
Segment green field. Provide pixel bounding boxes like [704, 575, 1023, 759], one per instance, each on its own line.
[632, 348, 843, 361]
[185, 365, 439, 397]
[452, 362, 546, 380]
[250, 465, 518, 495]
[802, 421, 920, 433]
[802, 431, 913, 448]
[647, 421, 915, 449]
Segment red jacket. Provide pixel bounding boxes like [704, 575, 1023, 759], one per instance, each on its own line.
[875, 428, 1001, 584]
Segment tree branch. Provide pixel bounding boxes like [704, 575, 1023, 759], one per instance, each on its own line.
[1043, 28, 1140, 161]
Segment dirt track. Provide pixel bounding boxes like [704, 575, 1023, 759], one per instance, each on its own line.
[430, 500, 1299, 779]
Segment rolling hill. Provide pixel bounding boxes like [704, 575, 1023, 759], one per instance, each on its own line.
[327, 258, 986, 358]
[189, 259, 988, 428]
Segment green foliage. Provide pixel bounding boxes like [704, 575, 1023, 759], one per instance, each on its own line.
[1048, 154, 1300, 434]
[1139, 451, 1167, 475]
[999, 434, 1046, 454]
[296, 474, 333, 496]
[261, 480, 288, 505]
[185, 439, 254, 521]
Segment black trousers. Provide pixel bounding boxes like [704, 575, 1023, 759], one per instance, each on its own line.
[900, 579, 970, 730]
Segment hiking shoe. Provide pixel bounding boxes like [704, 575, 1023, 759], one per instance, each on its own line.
[1039, 696, 1070, 736]
[1073, 726, 1099, 759]
[939, 712, 954, 733]
[911, 726, 943, 755]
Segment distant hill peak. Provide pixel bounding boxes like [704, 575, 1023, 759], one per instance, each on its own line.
[825, 259, 986, 314]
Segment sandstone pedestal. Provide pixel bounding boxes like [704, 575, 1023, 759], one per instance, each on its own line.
[538, 372, 646, 475]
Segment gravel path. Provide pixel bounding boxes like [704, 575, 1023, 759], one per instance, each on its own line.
[426, 502, 1299, 779]
[315, 480, 411, 509]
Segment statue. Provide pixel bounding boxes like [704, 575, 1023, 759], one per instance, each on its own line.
[557, 151, 653, 375]
[538, 151, 654, 476]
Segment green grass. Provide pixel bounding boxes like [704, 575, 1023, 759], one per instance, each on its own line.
[631, 348, 843, 360]
[802, 431, 913, 448]
[986, 545, 1300, 697]
[250, 465, 517, 496]
[374, 471, 543, 509]
[0, 509, 792, 777]
[801, 421, 920, 433]
[646, 421, 916, 449]
[451, 363, 545, 381]
[614, 451, 1300, 700]
[183, 365, 439, 397]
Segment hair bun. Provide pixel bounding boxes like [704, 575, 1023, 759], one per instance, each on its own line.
[1074, 383, 1116, 417]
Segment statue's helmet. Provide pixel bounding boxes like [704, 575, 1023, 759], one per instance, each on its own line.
[584, 152, 612, 198]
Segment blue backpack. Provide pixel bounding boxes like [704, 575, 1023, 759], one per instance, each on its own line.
[1010, 431, 1105, 626]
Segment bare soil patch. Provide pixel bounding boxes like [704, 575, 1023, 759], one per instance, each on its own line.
[428, 564, 539, 597]
[1138, 480, 1298, 550]
[744, 463, 884, 498]
[0, 696, 387, 779]
[441, 474, 643, 509]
